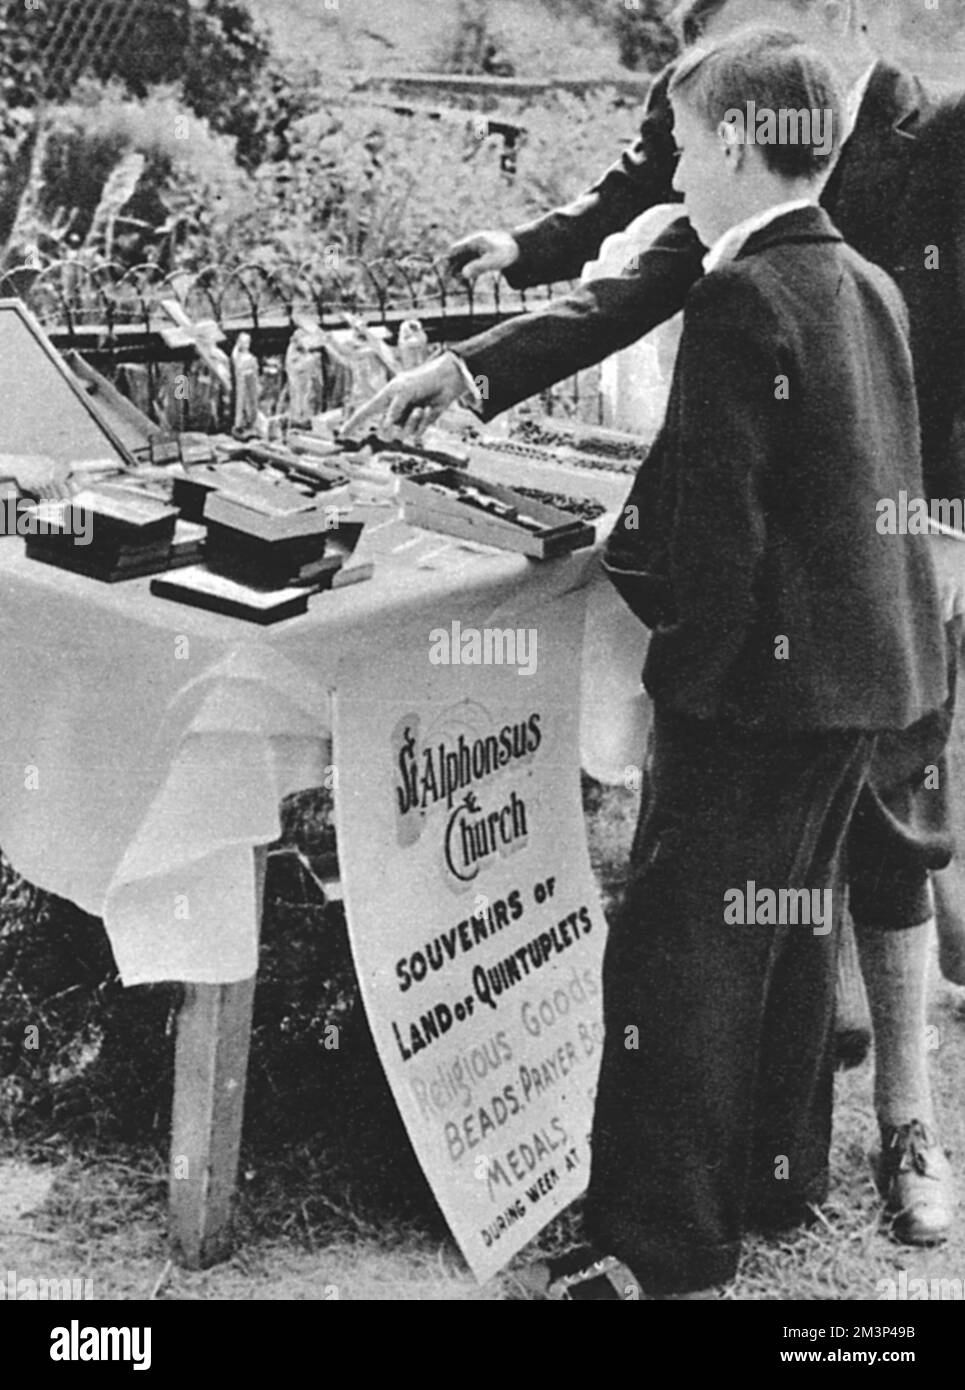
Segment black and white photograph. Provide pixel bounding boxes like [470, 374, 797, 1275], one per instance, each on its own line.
[1, 0, 964, 1350]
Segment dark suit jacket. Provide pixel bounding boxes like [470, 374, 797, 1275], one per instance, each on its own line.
[604, 205, 947, 732]
[459, 62, 965, 502]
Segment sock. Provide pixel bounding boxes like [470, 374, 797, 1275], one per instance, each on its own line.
[854, 920, 935, 1131]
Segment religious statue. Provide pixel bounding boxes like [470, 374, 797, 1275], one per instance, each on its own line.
[231, 332, 261, 437]
[285, 327, 321, 426]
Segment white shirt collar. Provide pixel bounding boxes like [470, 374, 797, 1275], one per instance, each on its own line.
[702, 199, 814, 274]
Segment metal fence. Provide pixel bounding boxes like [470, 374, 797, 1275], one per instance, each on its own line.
[0, 252, 602, 427]
[14, 0, 147, 102]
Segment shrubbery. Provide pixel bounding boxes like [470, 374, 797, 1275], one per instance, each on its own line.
[16, 84, 249, 268]
[226, 89, 638, 276]
[433, 0, 677, 78]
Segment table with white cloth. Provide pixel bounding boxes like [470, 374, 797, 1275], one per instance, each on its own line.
[0, 473, 650, 1266]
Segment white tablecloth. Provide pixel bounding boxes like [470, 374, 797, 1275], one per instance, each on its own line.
[0, 506, 647, 984]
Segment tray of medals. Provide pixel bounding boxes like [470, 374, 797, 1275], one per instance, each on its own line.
[477, 418, 646, 475]
[398, 467, 596, 559]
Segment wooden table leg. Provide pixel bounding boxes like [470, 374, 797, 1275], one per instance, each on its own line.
[168, 846, 266, 1269]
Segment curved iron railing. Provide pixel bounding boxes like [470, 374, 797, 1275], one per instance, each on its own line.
[0, 250, 548, 340]
[0, 251, 598, 426]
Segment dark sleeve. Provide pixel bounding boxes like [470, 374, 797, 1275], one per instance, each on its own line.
[505, 63, 680, 289]
[949, 107, 965, 496]
[641, 273, 783, 716]
[601, 440, 671, 630]
[920, 94, 965, 502]
[456, 215, 705, 420]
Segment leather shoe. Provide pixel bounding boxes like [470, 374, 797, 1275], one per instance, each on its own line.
[876, 1119, 954, 1246]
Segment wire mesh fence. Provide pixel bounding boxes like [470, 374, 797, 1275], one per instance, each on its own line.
[7, 0, 147, 102]
[39, 0, 144, 100]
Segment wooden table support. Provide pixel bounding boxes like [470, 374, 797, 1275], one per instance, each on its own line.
[168, 847, 266, 1269]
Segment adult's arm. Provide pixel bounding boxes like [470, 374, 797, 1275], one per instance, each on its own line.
[505, 64, 681, 289]
[457, 215, 705, 419]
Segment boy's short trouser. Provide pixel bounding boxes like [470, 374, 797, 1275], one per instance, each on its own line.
[847, 625, 958, 930]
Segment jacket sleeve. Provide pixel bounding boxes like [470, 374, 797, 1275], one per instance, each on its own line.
[601, 440, 671, 630]
[920, 92, 965, 503]
[640, 273, 782, 717]
[455, 215, 705, 420]
[504, 64, 681, 289]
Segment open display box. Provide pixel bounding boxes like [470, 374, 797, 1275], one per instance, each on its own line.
[398, 467, 596, 559]
[0, 299, 139, 474]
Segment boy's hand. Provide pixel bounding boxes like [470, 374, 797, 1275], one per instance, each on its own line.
[446, 230, 520, 282]
[342, 354, 467, 439]
[929, 528, 965, 621]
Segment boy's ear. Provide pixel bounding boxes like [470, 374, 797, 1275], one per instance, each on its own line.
[717, 119, 745, 170]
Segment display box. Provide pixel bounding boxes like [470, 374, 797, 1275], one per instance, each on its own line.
[398, 468, 595, 559]
[0, 299, 136, 470]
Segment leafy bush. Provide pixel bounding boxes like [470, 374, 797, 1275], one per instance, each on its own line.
[1, 1, 268, 129]
[435, 0, 631, 78]
[613, 1, 679, 72]
[436, 0, 515, 75]
[0, 9, 45, 247]
[2, 84, 252, 271]
[219, 88, 638, 273]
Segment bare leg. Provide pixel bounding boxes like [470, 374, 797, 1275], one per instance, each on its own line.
[856, 921, 934, 1127]
[854, 918, 951, 1245]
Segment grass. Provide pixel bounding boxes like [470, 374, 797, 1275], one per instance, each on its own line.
[1, 778, 963, 1301]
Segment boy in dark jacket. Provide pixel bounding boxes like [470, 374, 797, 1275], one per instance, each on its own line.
[580, 29, 949, 1298]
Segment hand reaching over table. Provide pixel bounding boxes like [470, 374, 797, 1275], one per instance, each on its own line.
[341, 352, 472, 442]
